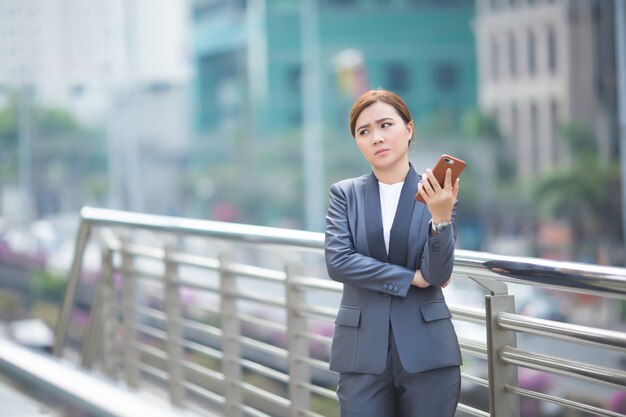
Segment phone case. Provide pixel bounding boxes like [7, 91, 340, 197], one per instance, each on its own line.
[415, 154, 466, 203]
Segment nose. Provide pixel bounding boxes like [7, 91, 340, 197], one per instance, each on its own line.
[373, 130, 384, 144]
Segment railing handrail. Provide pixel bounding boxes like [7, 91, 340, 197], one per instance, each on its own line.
[77, 206, 626, 297]
[0, 337, 205, 417]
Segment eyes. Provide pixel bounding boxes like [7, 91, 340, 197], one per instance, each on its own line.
[357, 121, 393, 137]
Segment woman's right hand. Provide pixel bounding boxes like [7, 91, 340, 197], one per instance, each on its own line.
[412, 270, 452, 288]
[412, 270, 430, 288]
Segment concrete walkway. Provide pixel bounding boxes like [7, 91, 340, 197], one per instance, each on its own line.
[0, 381, 55, 417]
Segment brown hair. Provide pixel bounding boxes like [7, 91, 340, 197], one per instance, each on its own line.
[349, 89, 413, 138]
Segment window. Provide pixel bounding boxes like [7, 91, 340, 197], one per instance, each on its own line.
[527, 29, 536, 76]
[547, 26, 557, 74]
[434, 63, 459, 92]
[550, 99, 559, 164]
[511, 103, 518, 140]
[508, 31, 517, 78]
[491, 35, 500, 81]
[385, 63, 410, 93]
[286, 65, 301, 95]
[530, 102, 540, 172]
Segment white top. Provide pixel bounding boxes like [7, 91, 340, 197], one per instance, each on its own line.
[378, 181, 404, 255]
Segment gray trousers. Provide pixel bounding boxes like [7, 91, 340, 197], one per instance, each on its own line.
[337, 326, 461, 417]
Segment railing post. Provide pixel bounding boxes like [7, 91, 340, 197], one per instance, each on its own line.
[121, 240, 140, 389]
[286, 263, 311, 416]
[485, 290, 520, 417]
[100, 248, 118, 379]
[163, 244, 186, 406]
[80, 247, 112, 369]
[219, 252, 243, 417]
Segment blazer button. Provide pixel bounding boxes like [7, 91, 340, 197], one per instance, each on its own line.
[383, 284, 389, 290]
[393, 286, 399, 293]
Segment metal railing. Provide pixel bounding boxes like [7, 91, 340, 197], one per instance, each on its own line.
[53, 207, 626, 417]
[0, 337, 201, 417]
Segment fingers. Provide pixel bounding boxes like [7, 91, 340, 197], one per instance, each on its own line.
[452, 177, 460, 201]
[443, 168, 452, 190]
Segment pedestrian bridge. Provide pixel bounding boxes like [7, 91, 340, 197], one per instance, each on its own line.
[1, 207, 625, 417]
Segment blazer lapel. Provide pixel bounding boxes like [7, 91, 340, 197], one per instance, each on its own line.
[365, 172, 389, 263]
[388, 166, 418, 266]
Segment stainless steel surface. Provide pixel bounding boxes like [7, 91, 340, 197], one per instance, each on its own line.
[0, 337, 207, 417]
[46, 207, 626, 417]
[500, 345, 626, 389]
[485, 294, 520, 417]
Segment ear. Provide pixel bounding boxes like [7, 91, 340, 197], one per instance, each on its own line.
[406, 120, 414, 141]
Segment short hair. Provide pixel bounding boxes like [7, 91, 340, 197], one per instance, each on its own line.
[349, 89, 412, 138]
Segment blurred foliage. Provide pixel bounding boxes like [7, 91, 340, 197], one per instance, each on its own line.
[532, 122, 622, 263]
[33, 269, 66, 302]
[0, 290, 22, 320]
[0, 92, 108, 214]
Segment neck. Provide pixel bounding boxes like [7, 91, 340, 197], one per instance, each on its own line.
[373, 159, 410, 185]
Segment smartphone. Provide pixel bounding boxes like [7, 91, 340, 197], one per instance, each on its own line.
[415, 154, 466, 203]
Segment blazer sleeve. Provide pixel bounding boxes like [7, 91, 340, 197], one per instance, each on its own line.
[325, 182, 415, 298]
[420, 199, 459, 286]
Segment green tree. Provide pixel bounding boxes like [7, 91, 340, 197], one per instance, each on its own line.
[532, 122, 623, 264]
[0, 93, 108, 215]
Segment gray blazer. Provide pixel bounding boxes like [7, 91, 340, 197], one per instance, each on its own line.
[325, 165, 462, 374]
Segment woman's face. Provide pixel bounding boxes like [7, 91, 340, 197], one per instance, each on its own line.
[353, 101, 413, 172]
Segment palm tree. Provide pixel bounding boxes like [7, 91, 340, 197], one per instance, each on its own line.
[533, 123, 622, 264]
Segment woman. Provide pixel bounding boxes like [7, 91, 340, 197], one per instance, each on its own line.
[325, 89, 462, 417]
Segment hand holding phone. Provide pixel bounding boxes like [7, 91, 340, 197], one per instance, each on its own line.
[415, 154, 466, 204]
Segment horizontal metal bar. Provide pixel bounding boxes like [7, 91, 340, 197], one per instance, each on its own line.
[229, 288, 286, 308]
[448, 303, 486, 324]
[136, 305, 166, 322]
[182, 361, 224, 384]
[181, 318, 223, 339]
[81, 206, 325, 249]
[290, 275, 343, 293]
[240, 336, 289, 360]
[168, 251, 220, 270]
[241, 404, 274, 417]
[454, 251, 626, 298]
[182, 340, 223, 361]
[240, 358, 289, 384]
[296, 355, 332, 372]
[461, 372, 489, 388]
[459, 337, 488, 359]
[80, 207, 626, 296]
[225, 262, 286, 283]
[497, 312, 626, 352]
[296, 410, 326, 417]
[239, 313, 287, 333]
[500, 345, 626, 389]
[505, 385, 626, 417]
[297, 304, 337, 320]
[184, 381, 225, 406]
[136, 323, 167, 340]
[297, 381, 337, 401]
[241, 381, 291, 408]
[456, 403, 490, 417]
[138, 344, 167, 361]
[0, 338, 196, 417]
[137, 361, 168, 381]
[296, 331, 332, 347]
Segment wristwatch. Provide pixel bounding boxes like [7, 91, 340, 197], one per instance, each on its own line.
[431, 220, 451, 234]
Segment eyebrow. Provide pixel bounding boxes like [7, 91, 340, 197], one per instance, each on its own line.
[356, 117, 394, 132]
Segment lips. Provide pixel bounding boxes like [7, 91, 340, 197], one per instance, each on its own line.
[375, 149, 390, 155]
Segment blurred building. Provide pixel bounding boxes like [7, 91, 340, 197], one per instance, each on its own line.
[0, 0, 190, 123]
[475, 0, 617, 177]
[190, 0, 476, 140]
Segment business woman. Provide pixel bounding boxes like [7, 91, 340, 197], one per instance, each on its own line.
[325, 89, 462, 417]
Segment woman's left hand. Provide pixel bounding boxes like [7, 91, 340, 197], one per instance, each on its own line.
[417, 168, 459, 224]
